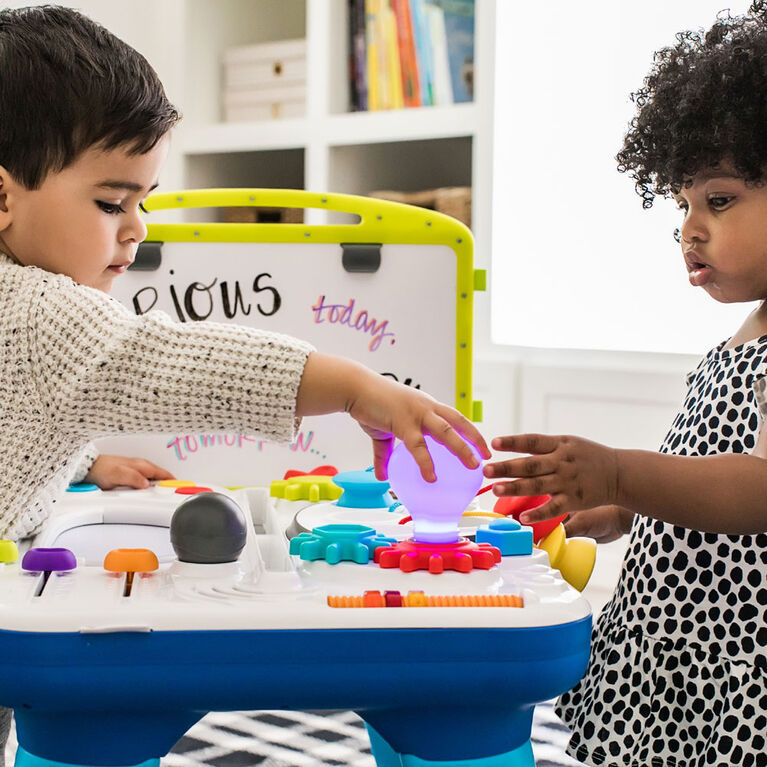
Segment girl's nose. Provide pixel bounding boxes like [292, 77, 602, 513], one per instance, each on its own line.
[679, 207, 708, 244]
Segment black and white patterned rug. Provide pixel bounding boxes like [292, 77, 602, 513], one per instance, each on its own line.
[6, 703, 583, 766]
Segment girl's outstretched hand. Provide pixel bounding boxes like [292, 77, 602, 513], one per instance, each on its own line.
[483, 433, 620, 523]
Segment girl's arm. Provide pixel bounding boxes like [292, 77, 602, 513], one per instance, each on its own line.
[613, 448, 767, 534]
[484, 430, 767, 535]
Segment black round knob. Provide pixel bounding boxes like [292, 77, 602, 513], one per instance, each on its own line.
[170, 492, 247, 564]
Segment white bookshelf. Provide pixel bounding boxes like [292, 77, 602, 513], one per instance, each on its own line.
[156, 0, 496, 254]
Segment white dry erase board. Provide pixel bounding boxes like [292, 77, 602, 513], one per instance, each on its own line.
[97, 189, 484, 487]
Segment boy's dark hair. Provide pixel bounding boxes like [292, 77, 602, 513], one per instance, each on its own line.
[0, 4, 180, 189]
[617, 1, 767, 207]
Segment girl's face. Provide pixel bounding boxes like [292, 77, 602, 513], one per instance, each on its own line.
[674, 166, 767, 304]
[0, 134, 169, 293]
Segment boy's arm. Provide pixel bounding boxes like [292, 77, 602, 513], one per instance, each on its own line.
[70, 442, 100, 484]
[29, 275, 488, 481]
[29, 276, 313, 445]
[485, 432, 767, 535]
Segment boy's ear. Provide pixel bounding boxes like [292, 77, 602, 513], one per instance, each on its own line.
[0, 166, 15, 231]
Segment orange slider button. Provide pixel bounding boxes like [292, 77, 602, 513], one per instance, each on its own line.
[103, 548, 159, 596]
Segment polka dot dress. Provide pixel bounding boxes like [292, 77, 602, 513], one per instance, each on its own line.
[556, 335, 767, 767]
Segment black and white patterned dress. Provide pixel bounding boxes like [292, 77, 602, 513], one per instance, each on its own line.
[556, 335, 767, 767]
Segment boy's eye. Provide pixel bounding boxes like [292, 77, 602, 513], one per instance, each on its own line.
[139, 201, 148, 214]
[96, 200, 125, 215]
[709, 195, 733, 209]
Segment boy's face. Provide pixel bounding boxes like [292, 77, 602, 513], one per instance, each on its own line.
[0, 134, 170, 293]
[674, 165, 767, 304]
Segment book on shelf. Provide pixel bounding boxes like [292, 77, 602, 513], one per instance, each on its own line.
[441, 0, 475, 103]
[409, 0, 434, 106]
[349, 0, 368, 110]
[392, 0, 420, 107]
[426, 1, 453, 105]
[349, 0, 474, 112]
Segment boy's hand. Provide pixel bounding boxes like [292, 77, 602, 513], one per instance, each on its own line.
[349, 375, 490, 482]
[295, 352, 490, 482]
[85, 455, 175, 490]
[483, 434, 619, 523]
[563, 504, 634, 543]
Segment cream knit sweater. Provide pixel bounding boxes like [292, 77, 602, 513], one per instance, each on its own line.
[0, 253, 314, 541]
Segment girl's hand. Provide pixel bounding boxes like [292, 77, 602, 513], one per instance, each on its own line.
[85, 455, 175, 490]
[348, 374, 491, 482]
[563, 504, 634, 543]
[483, 433, 620, 522]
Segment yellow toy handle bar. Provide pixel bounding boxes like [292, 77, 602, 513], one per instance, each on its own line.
[144, 188, 472, 246]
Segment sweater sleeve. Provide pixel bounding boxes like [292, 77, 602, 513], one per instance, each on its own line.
[27, 273, 314, 443]
[70, 442, 100, 483]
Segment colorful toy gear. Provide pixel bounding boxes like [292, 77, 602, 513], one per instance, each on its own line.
[289, 524, 396, 564]
[374, 538, 501, 574]
[270, 475, 343, 503]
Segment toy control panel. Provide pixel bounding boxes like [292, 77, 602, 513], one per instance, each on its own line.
[0, 437, 597, 767]
[0, 438, 594, 635]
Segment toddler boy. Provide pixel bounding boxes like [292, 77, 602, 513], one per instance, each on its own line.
[0, 7, 488, 763]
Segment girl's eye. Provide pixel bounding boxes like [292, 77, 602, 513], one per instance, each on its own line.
[96, 200, 125, 215]
[139, 201, 148, 214]
[709, 195, 733, 209]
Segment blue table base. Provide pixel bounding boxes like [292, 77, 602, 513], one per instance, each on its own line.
[1, 622, 590, 767]
[367, 726, 535, 767]
[14, 750, 158, 767]
[15, 730, 536, 767]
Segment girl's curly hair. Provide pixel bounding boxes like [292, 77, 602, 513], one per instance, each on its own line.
[617, 1, 767, 207]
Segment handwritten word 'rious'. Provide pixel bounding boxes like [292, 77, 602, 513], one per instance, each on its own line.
[132, 274, 281, 323]
[311, 295, 395, 352]
[166, 431, 315, 461]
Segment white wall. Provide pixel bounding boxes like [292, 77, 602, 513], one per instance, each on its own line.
[491, 0, 754, 355]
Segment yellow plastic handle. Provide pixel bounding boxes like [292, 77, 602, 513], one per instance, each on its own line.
[145, 188, 469, 240]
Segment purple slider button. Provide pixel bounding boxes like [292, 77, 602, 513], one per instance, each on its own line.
[21, 547, 77, 573]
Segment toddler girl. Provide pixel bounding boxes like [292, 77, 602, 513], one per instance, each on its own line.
[486, 4, 767, 766]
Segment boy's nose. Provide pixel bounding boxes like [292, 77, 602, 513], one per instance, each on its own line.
[120, 210, 148, 244]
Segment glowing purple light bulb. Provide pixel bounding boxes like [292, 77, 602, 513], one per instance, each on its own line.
[387, 435, 484, 544]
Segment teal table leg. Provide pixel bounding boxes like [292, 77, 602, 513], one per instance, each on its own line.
[14, 748, 159, 767]
[367, 725, 535, 767]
